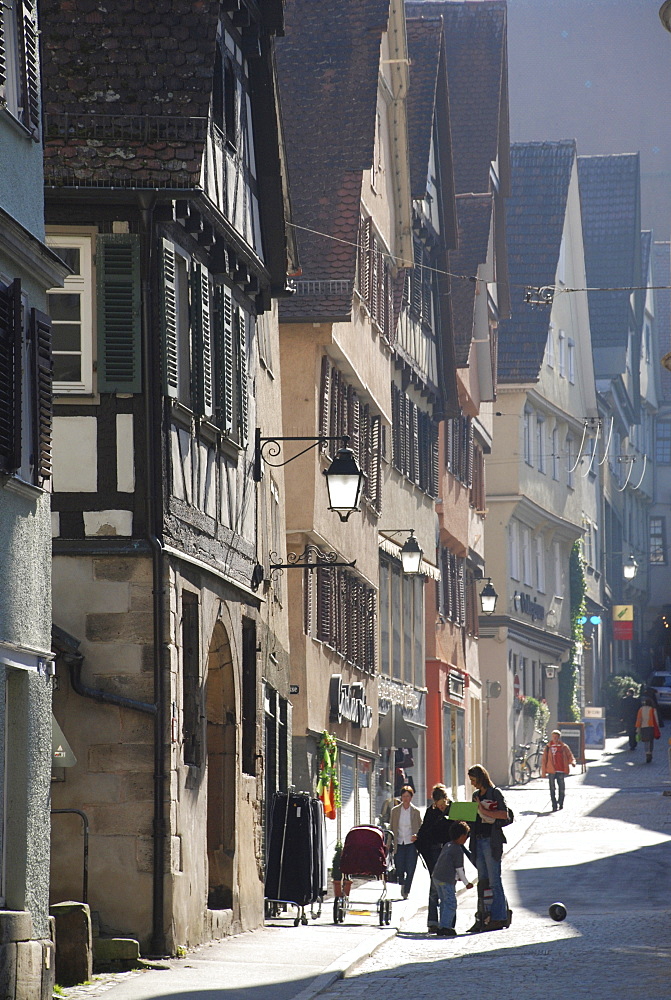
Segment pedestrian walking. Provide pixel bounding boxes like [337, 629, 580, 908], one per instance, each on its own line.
[388, 785, 421, 899]
[620, 687, 641, 750]
[467, 764, 512, 932]
[415, 783, 452, 933]
[541, 729, 576, 810]
[431, 820, 474, 937]
[636, 697, 661, 763]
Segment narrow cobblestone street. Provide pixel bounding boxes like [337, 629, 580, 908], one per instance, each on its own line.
[53, 736, 671, 1000]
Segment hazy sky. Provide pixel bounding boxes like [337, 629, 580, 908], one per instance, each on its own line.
[507, 0, 671, 234]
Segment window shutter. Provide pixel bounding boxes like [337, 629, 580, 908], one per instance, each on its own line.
[0, 280, 21, 474]
[0, 8, 6, 96]
[159, 239, 178, 397]
[235, 307, 248, 443]
[317, 566, 332, 643]
[430, 419, 439, 498]
[319, 354, 330, 443]
[215, 285, 235, 435]
[370, 414, 381, 513]
[411, 402, 419, 485]
[303, 567, 313, 636]
[391, 383, 400, 470]
[97, 235, 141, 393]
[19, 1, 39, 134]
[190, 261, 213, 418]
[359, 217, 371, 305]
[347, 385, 360, 463]
[30, 308, 53, 482]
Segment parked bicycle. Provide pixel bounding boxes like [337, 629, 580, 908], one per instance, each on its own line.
[510, 733, 548, 784]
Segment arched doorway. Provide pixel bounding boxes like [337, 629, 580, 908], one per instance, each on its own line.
[206, 621, 236, 910]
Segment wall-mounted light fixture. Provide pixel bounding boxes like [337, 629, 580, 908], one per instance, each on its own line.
[660, 1, 671, 32]
[479, 578, 498, 615]
[544, 664, 560, 680]
[623, 553, 638, 581]
[254, 429, 366, 522]
[379, 529, 423, 575]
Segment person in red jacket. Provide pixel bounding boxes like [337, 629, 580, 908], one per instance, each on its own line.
[541, 730, 575, 811]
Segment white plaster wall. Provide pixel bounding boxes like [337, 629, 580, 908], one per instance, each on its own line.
[53, 416, 98, 492]
[116, 414, 135, 492]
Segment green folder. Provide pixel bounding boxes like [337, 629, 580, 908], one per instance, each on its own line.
[448, 801, 478, 822]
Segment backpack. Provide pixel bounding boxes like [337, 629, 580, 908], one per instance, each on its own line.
[497, 805, 514, 828]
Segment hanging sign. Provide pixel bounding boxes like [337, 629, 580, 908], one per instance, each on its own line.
[329, 674, 373, 728]
[612, 605, 633, 640]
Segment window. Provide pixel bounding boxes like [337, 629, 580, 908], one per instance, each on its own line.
[391, 383, 438, 497]
[438, 547, 465, 626]
[181, 592, 201, 767]
[46, 236, 94, 393]
[464, 568, 479, 637]
[523, 407, 533, 465]
[242, 617, 257, 775]
[0, 279, 52, 484]
[536, 415, 546, 473]
[0, 0, 40, 135]
[521, 526, 532, 586]
[554, 541, 563, 598]
[470, 441, 486, 514]
[568, 339, 575, 384]
[509, 520, 520, 581]
[536, 536, 546, 593]
[320, 357, 382, 512]
[379, 554, 424, 684]
[408, 235, 434, 330]
[656, 421, 671, 464]
[558, 329, 566, 377]
[567, 435, 575, 488]
[356, 216, 395, 342]
[305, 562, 377, 673]
[650, 517, 666, 564]
[546, 326, 555, 368]
[552, 427, 560, 480]
[445, 415, 473, 488]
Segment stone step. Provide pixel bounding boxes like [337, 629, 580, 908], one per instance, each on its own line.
[92, 937, 141, 973]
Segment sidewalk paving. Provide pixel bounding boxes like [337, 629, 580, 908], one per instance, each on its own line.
[54, 733, 671, 1000]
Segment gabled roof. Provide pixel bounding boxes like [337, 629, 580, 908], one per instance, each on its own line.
[406, 17, 443, 200]
[577, 153, 642, 353]
[449, 194, 493, 366]
[498, 140, 576, 384]
[406, 1, 509, 197]
[276, 0, 390, 322]
[653, 242, 671, 404]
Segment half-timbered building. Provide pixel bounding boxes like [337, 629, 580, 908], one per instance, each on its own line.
[41, 0, 293, 953]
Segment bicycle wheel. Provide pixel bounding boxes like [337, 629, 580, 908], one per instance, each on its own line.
[511, 760, 527, 785]
[529, 750, 543, 776]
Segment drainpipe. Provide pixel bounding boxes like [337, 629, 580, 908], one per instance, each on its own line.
[138, 193, 168, 958]
[64, 650, 155, 715]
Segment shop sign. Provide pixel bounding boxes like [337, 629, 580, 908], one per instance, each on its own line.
[513, 591, 545, 622]
[612, 605, 633, 640]
[329, 674, 373, 728]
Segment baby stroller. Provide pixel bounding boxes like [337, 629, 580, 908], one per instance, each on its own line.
[333, 825, 394, 925]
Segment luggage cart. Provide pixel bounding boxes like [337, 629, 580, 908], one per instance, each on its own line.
[264, 790, 326, 926]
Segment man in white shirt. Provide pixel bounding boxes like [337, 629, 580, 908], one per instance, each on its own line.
[389, 786, 422, 899]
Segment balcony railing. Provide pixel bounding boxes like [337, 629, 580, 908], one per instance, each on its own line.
[44, 113, 209, 143]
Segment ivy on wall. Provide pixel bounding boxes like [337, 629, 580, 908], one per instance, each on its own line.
[559, 542, 585, 722]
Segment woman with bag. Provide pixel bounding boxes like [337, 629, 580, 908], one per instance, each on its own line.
[636, 697, 661, 763]
[414, 783, 452, 933]
[467, 765, 512, 932]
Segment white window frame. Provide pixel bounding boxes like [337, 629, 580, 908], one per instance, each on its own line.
[552, 427, 560, 480]
[46, 233, 94, 395]
[510, 520, 520, 581]
[568, 339, 575, 384]
[537, 415, 546, 474]
[546, 325, 555, 368]
[558, 329, 566, 378]
[522, 526, 532, 587]
[536, 536, 546, 593]
[523, 407, 533, 466]
[567, 435, 575, 489]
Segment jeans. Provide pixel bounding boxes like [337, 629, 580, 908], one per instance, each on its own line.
[474, 838, 508, 921]
[432, 877, 457, 929]
[548, 772, 566, 808]
[394, 842, 418, 894]
[425, 845, 442, 926]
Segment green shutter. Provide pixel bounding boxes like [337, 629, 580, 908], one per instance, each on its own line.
[159, 239, 179, 398]
[190, 261, 213, 418]
[30, 308, 53, 482]
[97, 235, 141, 393]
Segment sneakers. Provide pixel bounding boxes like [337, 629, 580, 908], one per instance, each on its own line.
[505, 908, 513, 927]
[401, 888, 409, 899]
[437, 927, 457, 937]
[482, 918, 507, 931]
[551, 804, 558, 811]
[466, 919, 484, 933]
[427, 925, 439, 935]
[646, 753, 653, 763]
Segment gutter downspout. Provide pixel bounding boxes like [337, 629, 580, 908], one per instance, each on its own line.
[138, 193, 168, 958]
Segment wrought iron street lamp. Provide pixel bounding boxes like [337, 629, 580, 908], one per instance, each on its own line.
[379, 529, 424, 575]
[479, 578, 498, 615]
[254, 429, 365, 522]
